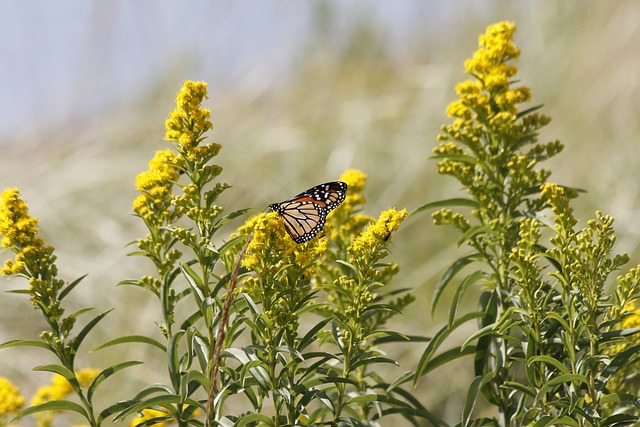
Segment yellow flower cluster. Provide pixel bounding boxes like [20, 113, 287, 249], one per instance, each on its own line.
[236, 212, 295, 271]
[464, 22, 529, 112]
[133, 149, 181, 220]
[348, 208, 408, 259]
[620, 301, 640, 330]
[339, 169, 366, 213]
[0, 377, 24, 416]
[235, 212, 328, 330]
[164, 81, 213, 158]
[0, 189, 39, 249]
[0, 189, 56, 281]
[329, 169, 374, 243]
[437, 22, 532, 155]
[237, 212, 327, 273]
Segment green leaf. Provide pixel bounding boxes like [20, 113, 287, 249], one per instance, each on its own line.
[298, 318, 332, 351]
[596, 343, 640, 391]
[537, 374, 588, 402]
[87, 360, 143, 404]
[185, 369, 209, 390]
[502, 381, 536, 398]
[370, 330, 418, 345]
[351, 355, 397, 369]
[6, 289, 30, 295]
[449, 270, 485, 328]
[213, 208, 254, 232]
[516, 103, 544, 118]
[98, 400, 139, 424]
[181, 264, 205, 305]
[236, 413, 274, 426]
[528, 355, 570, 375]
[93, 335, 167, 352]
[331, 321, 345, 351]
[386, 371, 414, 393]
[418, 345, 476, 376]
[601, 413, 639, 426]
[412, 197, 479, 216]
[431, 254, 480, 314]
[462, 373, 493, 427]
[59, 274, 88, 300]
[112, 394, 182, 422]
[70, 308, 115, 356]
[33, 364, 76, 381]
[532, 416, 579, 427]
[16, 400, 88, 419]
[0, 339, 54, 352]
[167, 330, 186, 391]
[415, 311, 483, 383]
[461, 319, 497, 351]
[457, 225, 490, 248]
[345, 393, 379, 404]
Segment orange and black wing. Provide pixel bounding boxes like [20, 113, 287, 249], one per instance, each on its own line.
[269, 181, 348, 243]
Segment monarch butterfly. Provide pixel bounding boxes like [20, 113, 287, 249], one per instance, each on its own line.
[269, 181, 348, 243]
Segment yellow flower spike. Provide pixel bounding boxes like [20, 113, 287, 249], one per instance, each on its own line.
[164, 80, 213, 157]
[338, 169, 367, 213]
[133, 149, 180, 220]
[348, 208, 408, 260]
[0, 377, 25, 415]
[235, 212, 295, 271]
[0, 188, 39, 249]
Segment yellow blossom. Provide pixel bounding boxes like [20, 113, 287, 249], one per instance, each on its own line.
[339, 169, 367, 211]
[135, 149, 180, 192]
[236, 212, 295, 271]
[164, 80, 213, 156]
[348, 209, 408, 258]
[0, 188, 39, 249]
[133, 149, 180, 220]
[0, 377, 25, 415]
[620, 300, 640, 330]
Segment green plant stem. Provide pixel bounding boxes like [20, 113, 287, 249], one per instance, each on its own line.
[205, 233, 253, 427]
[268, 345, 281, 427]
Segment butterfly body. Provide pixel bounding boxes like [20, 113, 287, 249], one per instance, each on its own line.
[269, 181, 348, 243]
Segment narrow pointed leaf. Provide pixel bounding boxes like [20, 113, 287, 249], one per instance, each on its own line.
[412, 198, 479, 216]
[16, 400, 88, 419]
[0, 339, 53, 352]
[59, 274, 88, 300]
[93, 335, 167, 352]
[431, 254, 480, 314]
[87, 360, 143, 403]
[71, 308, 115, 353]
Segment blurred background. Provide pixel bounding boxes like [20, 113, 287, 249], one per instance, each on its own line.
[1, 1, 639, 425]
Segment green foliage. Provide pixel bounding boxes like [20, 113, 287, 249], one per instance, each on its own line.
[415, 22, 640, 426]
[2, 20, 640, 427]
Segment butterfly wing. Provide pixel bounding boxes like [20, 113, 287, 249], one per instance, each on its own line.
[271, 200, 327, 243]
[269, 181, 348, 243]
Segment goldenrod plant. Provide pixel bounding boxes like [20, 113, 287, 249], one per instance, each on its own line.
[0, 81, 421, 426]
[0, 186, 138, 427]
[415, 22, 640, 426]
[2, 22, 640, 427]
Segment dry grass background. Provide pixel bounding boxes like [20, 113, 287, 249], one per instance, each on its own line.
[1, 2, 639, 425]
